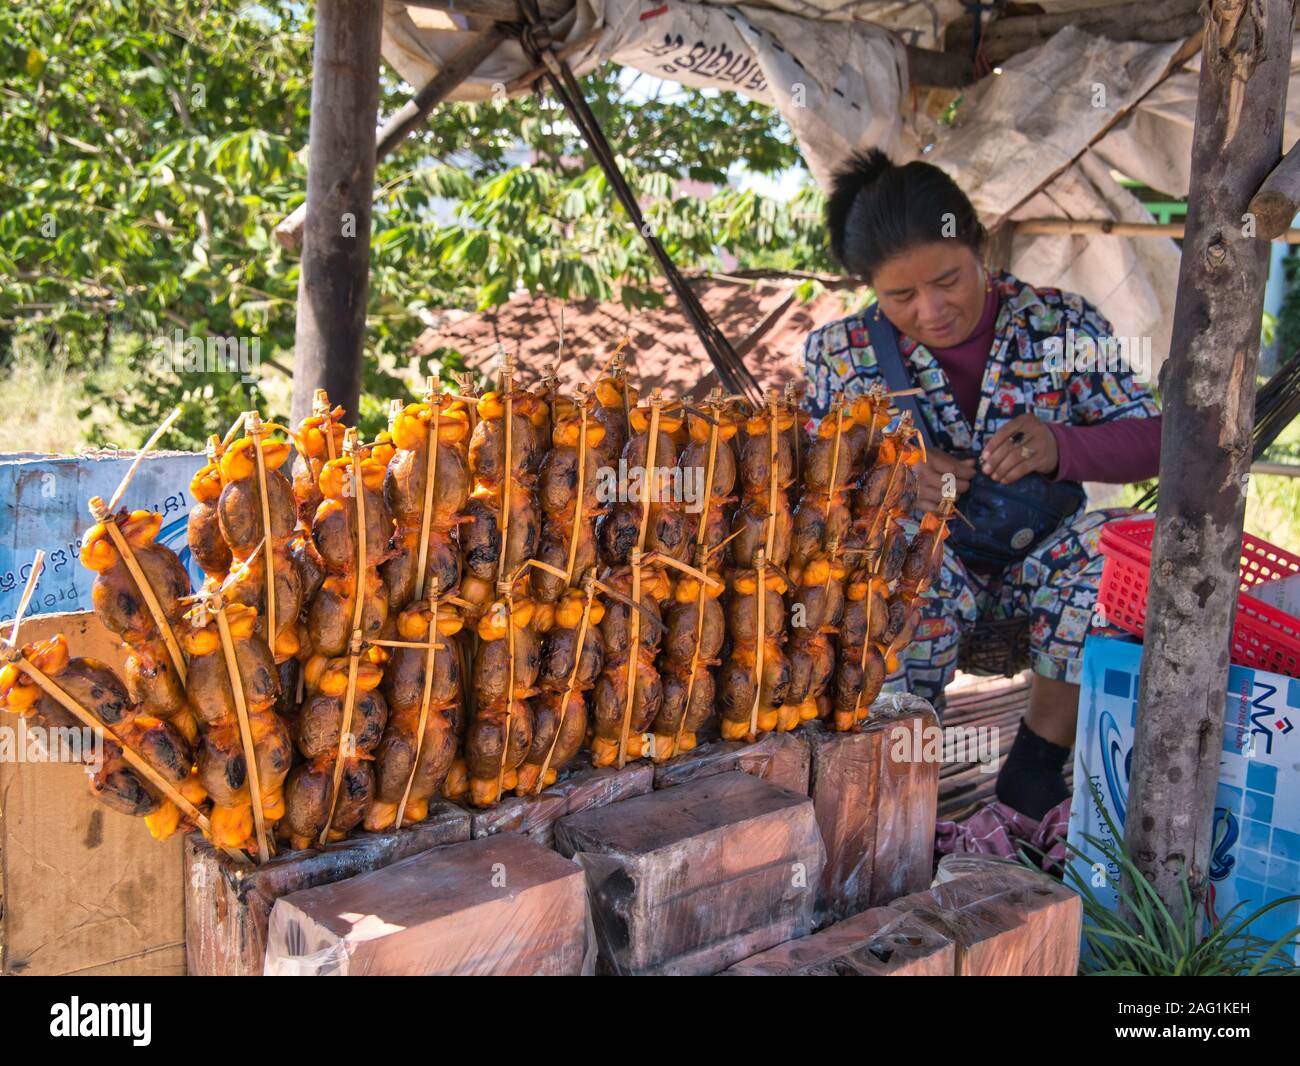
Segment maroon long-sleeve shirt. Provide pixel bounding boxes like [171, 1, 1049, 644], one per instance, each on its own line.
[929, 289, 1161, 484]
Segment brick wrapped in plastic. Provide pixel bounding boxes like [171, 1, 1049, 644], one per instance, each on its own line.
[262, 834, 595, 975]
[807, 692, 939, 923]
[888, 853, 1083, 976]
[723, 904, 954, 976]
[469, 758, 654, 848]
[554, 770, 824, 975]
[184, 804, 471, 975]
[651, 731, 811, 796]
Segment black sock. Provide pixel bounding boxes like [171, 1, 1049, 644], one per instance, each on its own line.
[995, 720, 1071, 820]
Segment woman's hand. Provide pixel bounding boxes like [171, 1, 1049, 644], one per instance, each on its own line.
[916, 448, 977, 512]
[981, 414, 1059, 483]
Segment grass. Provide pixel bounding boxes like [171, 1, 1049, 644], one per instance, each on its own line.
[1112, 399, 1300, 549]
[0, 333, 295, 455]
[0, 348, 114, 454]
[1059, 780, 1300, 975]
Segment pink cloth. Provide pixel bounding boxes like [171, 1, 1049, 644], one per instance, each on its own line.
[1047, 417, 1162, 484]
[929, 286, 1000, 423]
[934, 798, 1072, 873]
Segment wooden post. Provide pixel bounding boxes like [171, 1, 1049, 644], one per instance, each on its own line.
[275, 27, 508, 251]
[1125, 0, 1295, 923]
[290, 0, 385, 426]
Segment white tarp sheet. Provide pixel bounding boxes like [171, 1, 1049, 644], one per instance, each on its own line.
[376, 3, 1300, 373]
[1093, 36, 1300, 199]
[923, 28, 1185, 226]
[923, 27, 1187, 367]
[603, 2, 909, 188]
[382, 0, 910, 189]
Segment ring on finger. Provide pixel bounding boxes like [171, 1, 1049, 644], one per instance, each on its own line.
[1019, 444, 1033, 460]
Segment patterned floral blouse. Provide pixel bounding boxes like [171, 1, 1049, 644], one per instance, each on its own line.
[801, 270, 1160, 456]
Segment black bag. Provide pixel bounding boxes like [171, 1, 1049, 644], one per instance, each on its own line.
[864, 305, 1085, 570]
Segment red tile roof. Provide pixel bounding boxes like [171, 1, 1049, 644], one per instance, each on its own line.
[410, 275, 871, 398]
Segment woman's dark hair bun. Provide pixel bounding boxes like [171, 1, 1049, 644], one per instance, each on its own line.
[827, 149, 985, 281]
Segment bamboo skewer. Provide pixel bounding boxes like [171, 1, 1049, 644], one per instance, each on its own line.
[1, 554, 251, 865]
[105, 406, 183, 514]
[563, 393, 591, 586]
[314, 389, 339, 462]
[221, 411, 248, 450]
[618, 390, 662, 767]
[1, 550, 43, 651]
[88, 405, 189, 686]
[818, 397, 850, 615]
[247, 411, 278, 658]
[677, 395, 722, 754]
[212, 600, 270, 864]
[617, 548, 644, 768]
[497, 351, 514, 586]
[749, 549, 767, 739]
[393, 608, 445, 829]
[321, 431, 368, 846]
[414, 376, 442, 602]
[495, 588, 519, 798]
[852, 415, 917, 725]
[534, 575, 595, 793]
[89, 501, 188, 688]
[745, 390, 782, 739]
[493, 353, 521, 800]
[784, 382, 801, 482]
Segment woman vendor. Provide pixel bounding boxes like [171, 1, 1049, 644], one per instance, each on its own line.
[802, 150, 1161, 822]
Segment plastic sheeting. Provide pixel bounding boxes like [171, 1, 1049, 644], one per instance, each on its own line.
[807, 693, 939, 924]
[923, 28, 1187, 372]
[184, 806, 472, 976]
[650, 730, 811, 794]
[468, 757, 654, 847]
[554, 770, 824, 974]
[723, 901, 955, 974]
[377, 1, 1300, 384]
[1093, 34, 1300, 200]
[890, 852, 1084, 975]
[263, 834, 596, 975]
[381, 0, 908, 190]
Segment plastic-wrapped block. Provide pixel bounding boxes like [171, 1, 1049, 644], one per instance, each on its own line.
[555, 771, 824, 975]
[806, 694, 940, 923]
[185, 802, 471, 976]
[470, 758, 654, 848]
[723, 905, 954, 975]
[651, 731, 811, 795]
[890, 854, 1082, 976]
[263, 834, 593, 975]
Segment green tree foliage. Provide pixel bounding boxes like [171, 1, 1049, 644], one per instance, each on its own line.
[1, 0, 830, 447]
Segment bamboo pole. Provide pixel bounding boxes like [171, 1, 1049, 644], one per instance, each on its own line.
[1014, 218, 1300, 242]
[214, 604, 271, 864]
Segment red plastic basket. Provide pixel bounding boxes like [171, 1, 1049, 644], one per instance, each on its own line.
[1097, 516, 1300, 678]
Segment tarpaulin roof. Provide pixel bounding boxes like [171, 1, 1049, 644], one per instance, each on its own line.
[378, 1, 1300, 376]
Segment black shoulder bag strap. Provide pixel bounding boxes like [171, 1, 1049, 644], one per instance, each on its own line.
[863, 304, 934, 448]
